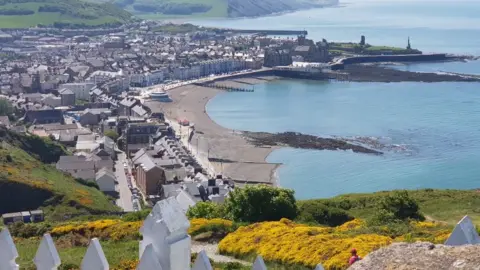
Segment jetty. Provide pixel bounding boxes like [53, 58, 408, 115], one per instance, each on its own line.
[194, 82, 255, 92]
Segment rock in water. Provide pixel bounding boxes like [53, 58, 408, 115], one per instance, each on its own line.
[348, 242, 480, 270]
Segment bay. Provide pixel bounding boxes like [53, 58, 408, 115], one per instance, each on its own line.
[199, 0, 480, 198]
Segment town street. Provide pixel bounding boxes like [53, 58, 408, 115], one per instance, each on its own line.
[115, 152, 134, 212]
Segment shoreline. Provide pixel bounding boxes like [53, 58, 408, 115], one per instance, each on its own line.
[155, 76, 282, 186]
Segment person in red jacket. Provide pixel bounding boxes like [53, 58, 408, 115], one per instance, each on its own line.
[348, 248, 361, 265]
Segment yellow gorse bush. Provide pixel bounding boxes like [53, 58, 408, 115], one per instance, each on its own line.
[334, 219, 365, 232]
[218, 218, 453, 270]
[51, 219, 142, 241]
[189, 218, 233, 235]
[218, 218, 392, 269]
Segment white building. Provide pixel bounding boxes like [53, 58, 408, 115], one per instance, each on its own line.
[59, 82, 95, 100]
[95, 168, 116, 193]
[41, 94, 62, 108]
[145, 68, 167, 85]
[86, 71, 121, 85]
[130, 73, 146, 86]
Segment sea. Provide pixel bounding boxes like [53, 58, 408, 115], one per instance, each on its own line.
[190, 0, 480, 199]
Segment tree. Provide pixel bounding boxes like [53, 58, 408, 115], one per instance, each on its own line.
[0, 99, 13, 116]
[187, 201, 225, 219]
[224, 185, 297, 223]
[104, 130, 119, 141]
[375, 191, 424, 221]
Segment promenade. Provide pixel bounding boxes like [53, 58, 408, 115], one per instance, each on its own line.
[145, 80, 280, 185]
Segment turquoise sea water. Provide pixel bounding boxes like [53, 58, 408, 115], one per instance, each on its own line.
[200, 0, 480, 199]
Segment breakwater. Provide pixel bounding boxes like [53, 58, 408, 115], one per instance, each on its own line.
[221, 29, 308, 36]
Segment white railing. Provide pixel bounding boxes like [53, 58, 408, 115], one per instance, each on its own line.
[1, 197, 479, 270]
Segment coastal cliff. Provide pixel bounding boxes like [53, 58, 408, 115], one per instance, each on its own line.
[227, 0, 339, 18]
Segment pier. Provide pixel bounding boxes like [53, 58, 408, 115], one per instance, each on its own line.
[193, 82, 255, 92]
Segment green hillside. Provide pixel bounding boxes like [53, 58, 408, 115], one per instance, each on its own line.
[302, 189, 480, 225]
[0, 127, 119, 221]
[110, 0, 228, 18]
[0, 0, 132, 28]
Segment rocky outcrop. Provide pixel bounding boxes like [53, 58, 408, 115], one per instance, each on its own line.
[348, 242, 480, 270]
[344, 64, 480, 83]
[227, 0, 338, 18]
[242, 131, 382, 155]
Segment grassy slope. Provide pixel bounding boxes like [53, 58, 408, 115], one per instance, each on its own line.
[85, 0, 228, 18]
[0, 0, 131, 28]
[303, 189, 480, 225]
[16, 238, 139, 269]
[0, 129, 119, 220]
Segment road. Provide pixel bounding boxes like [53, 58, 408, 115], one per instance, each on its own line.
[167, 119, 217, 178]
[115, 152, 134, 212]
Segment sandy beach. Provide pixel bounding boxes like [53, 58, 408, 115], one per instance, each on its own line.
[149, 77, 281, 185]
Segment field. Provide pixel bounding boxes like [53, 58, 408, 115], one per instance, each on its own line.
[83, 0, 228, 18]
[0, 0, 131, 28]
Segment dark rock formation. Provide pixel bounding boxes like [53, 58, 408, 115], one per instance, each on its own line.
[344, 64, 480, 83]
[243, 131, 382, 155]
[348, 242, 480, 270]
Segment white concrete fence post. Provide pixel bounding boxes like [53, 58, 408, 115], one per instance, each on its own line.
[140, 197, 191, 270]
[81, 238, 109, 270]
[445, 215, 480, 246]
[0, 228, 19, 270]
[137, 244, 163, 270]
[192, 250, 213, 270]
[34, 234, 61, 270]
[252, 256, 267, 270]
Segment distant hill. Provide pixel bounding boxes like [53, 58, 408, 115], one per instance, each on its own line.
[0, 127, 120, 221]
[88, 0, 338, 19]
[0, 0, 132, 28]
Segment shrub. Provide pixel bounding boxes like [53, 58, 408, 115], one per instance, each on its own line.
[0, 8, 34, 15]
[219, 218, 391, 269]
[0, 99, 12, 116]
[376, 191, 424, 221]
[189, 218, 234, 237]
[51, 219, 141, 241]
[122, 209, 150, 222]
[8, 222, 51, 238]
[104, 130, 119, 141]
[224, 185, 297, 223]
[187, 201, 225, 219]
[296, 201, 354, 226]
[74, 178, 100, 190]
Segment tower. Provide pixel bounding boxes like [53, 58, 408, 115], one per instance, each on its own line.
[407, 37, 412, 50]
[297, 34, 306, 46]
[31, 71, 41, 93]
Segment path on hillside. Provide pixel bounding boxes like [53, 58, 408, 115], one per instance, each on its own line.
[192, 242, 250, 265]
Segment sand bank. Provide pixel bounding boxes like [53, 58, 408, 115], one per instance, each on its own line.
[154, 81, 280, 185]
